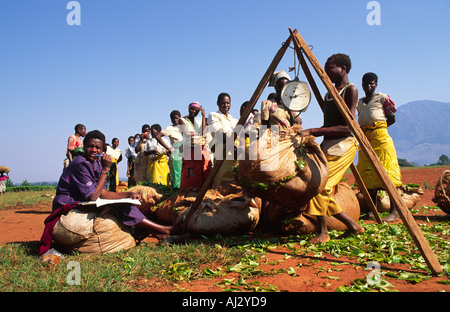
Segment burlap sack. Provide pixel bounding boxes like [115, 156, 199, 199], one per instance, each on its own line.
[154, 188, 199, 224]
[71, 208, 136, 254]
[237, 126, 328, 210]
[179, 196, 260, 236]
[281, 182, 360, 235]
[154, 185, 260, 235]
[127, 185, 165, 216]
[433, 170, 450, 214]
[133, 152, 150, 184]
[357, 185, 422, 213]
[53, 208, 97, 245]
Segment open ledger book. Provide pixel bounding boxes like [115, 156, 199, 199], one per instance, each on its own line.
[79, 198, 141, 207]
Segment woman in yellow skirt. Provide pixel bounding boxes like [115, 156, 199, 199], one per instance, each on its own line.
[357, 72, 402, 221]
[106, 138, 123, 192]
[144, 124, 171, 186]
[301, 54, 365, 244]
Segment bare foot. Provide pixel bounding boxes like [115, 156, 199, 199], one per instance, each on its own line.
[310, 233, 330, 244]
[158, 225, 174, 235]
[338, 224, 365, 239]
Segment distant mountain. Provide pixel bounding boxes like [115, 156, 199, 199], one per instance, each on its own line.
[388, 100, 450, 166]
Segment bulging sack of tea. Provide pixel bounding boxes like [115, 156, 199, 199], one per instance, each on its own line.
[281, 182, 360, 235]
[155, 185, 260, 236]
[127, 185, 165, 216]
[433, 170, 450, 214]
[237, 125, 328, 210]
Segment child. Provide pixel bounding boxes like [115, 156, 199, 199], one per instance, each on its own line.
[357, 72, 402, 221]
[144, 124, 171, 186]
[301, 53, 365, 244]
[155, 110, 184, 189]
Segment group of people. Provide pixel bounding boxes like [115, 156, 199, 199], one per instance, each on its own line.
[54, 52, 402, 246]
[122, 93, 259, 192]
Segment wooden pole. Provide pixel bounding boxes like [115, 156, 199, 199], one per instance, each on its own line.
[289, 28, 442, 274]
[296, 50, 382, 224]
[181, 33, 294, 232]
[349, 163, 383, 224]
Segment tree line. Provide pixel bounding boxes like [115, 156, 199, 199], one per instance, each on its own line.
[398, 154, 450, 167]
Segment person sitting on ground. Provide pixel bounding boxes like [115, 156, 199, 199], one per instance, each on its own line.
[52, 130, 177, 242]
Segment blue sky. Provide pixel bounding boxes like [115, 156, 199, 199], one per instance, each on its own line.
[1, 0, 449, 183]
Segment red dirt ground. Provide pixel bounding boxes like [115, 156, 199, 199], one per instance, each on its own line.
[1, 166, 449, 292]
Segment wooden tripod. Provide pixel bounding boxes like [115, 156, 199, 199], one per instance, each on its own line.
[183, 28, 442, 275]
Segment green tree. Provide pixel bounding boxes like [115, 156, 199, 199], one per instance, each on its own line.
[21, 179, 30, 187]
[398, 158, 414, 167]
[5, 178, 14, 187]
[437, 154, 450, 166]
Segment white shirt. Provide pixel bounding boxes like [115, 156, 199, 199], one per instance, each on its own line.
[207, 111, 238, 155]
[162, 125, 183, 146]
[208, 110, 238, 134]
[125, 144, 137, 160]
[357, 92, 390, 126]
[106, 146, 122, 161]
[144, 137, 170, 157]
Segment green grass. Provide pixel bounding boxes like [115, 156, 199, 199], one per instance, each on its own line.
[0, 240, 248, 292]
[0, 189, 55, 210]
[0, 213, 449, 292]
[0, 191, 448, 292]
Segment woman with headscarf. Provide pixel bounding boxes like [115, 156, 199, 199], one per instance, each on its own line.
[179, 101, 212, 189]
